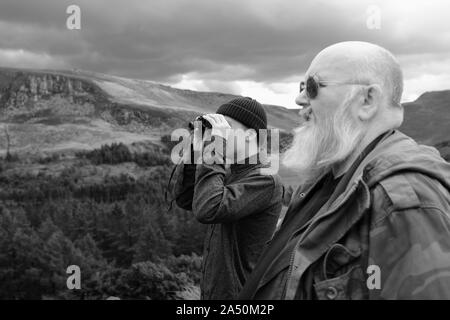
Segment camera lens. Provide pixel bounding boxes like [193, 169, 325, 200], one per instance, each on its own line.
[188, 116, 212, 132]
[188, 121, 195, 130]
[199, 116, 212, 129]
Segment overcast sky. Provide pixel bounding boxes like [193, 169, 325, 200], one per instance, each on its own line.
[1, 0, 450, 108]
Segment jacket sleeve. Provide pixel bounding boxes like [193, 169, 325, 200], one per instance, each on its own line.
[173, 163, 197, 210]
[369, 174, 450, 299]
[192, 163, 276, 224]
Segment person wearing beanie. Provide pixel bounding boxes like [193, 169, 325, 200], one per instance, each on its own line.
[216, 96, 267, 132]
[205, 97, 267, 165]
[173, 97, 285, 299]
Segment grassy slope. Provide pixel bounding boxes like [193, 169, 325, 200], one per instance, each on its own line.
[400, 90, 450, 145]
[0, 66, 448, 186]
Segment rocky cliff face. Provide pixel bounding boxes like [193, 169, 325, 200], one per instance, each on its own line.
[0, 68, 187, 156]
[0, 73, 99, 123]
[3, 74, 90, 106]
[2, 71, 109, 120]
[0, 69, 193, 132]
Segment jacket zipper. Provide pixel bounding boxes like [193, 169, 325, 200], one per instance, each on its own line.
[283, 180, 361, 299]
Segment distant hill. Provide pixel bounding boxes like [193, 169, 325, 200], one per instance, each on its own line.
[0, 66, 448, 160]
[400, 90, 450, 146]
[0, 67, 299, 157]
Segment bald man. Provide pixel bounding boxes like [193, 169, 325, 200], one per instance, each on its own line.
[239, 41, 450, 300]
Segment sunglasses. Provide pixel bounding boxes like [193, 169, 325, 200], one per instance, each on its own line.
[299, 75, 366, 99]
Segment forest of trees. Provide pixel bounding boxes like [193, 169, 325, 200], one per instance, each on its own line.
[0, 131, 296, 300]
[0, 142, 205, 299]
[1, 133, 447, 300]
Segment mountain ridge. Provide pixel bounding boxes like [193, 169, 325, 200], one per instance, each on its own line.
[0, 67, 299, 157]
[0, 66, 448, 158]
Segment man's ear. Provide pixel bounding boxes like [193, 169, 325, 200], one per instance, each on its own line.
[358, 84, 381, 121]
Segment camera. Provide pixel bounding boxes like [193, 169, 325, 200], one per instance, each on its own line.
[188, 115, 212, 133]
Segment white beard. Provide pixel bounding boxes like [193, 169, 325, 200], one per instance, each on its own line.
[282, 88, 366, 184]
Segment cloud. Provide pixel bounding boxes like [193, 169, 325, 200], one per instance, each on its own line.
[0, 0, 449, 106]
[0, 48, 67, 70]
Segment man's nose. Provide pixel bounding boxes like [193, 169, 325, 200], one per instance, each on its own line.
[295, 90, 310, 109]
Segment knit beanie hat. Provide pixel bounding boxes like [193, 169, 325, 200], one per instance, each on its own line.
[216, 97, 267, 131]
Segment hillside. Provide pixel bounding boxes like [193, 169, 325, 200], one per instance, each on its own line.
[400, 90, 450, 146]
[0, 66, 448, 183]
[0, 67, 299, 158]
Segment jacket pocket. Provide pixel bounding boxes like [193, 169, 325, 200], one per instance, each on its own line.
[313, 243, 367, 300]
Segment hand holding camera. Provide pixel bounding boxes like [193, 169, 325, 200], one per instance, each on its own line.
[201, 114, 231, 140]
[189, 114, 231, 138]
[188, 113, 232, 164]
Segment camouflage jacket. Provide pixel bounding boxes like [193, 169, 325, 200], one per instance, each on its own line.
[240, 130, 450, 300]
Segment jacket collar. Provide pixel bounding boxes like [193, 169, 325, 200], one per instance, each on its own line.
[291, 130, 393, 215]
[327, 129, 450, 201]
